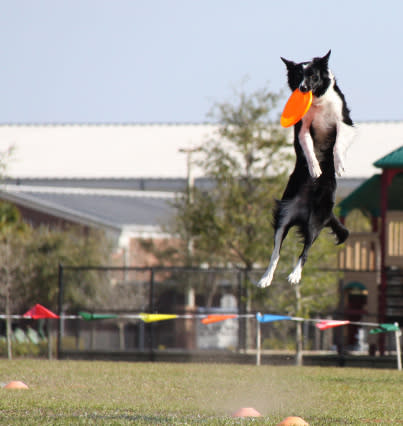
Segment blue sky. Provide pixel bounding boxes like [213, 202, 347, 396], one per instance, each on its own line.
[0, 0, 401, 123]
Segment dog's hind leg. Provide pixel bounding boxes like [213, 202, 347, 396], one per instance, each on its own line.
[328, 213, 349, 244]
[288, 257, 304, 285]
[257, 225, 287, 288]
[288, 228, 318, 285]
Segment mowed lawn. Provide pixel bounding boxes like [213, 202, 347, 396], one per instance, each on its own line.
[0, 360, 401, 425]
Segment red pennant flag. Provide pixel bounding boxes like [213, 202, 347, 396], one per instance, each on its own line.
[201, 314, 237, 324]
[23, 304, 59, 319]
[316, 320, 350, 330]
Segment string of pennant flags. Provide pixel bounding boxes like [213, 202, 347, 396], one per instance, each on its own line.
[1, 303, 401, 369]
[0, 303, 400, 334]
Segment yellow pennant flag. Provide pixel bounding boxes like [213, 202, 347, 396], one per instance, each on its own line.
[139, 313, 178, 323]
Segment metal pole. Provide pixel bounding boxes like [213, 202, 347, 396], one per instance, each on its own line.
[57, 264, 64, 359]
[149, 267, 155, 313]
[149, 268, 155, 361]
[256, 314, 261, 366]
[47, 319, 52, 360]
[395, 322, 402, 371]
[237, 269, 246, 352]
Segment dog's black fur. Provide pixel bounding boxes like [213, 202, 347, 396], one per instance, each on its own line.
[258, 50, 353, 287]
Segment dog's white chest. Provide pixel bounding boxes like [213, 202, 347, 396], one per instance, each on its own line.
[308, 89, 343, 142]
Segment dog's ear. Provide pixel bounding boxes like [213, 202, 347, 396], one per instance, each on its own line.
[313, 50, 331, 69]
[280, 57, 295, 70]
[319, 50, 331, 67]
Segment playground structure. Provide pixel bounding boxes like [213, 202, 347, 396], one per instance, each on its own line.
[339, 146, 403, 354]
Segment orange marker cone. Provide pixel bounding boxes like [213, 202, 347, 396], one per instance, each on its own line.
[277, 416, 309, 426]
[232, 407, 262, 418]
[4, 381, 29, 389]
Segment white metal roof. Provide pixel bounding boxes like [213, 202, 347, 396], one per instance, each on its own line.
[1, 122, 402, 179]
[1, 123, 217, 179]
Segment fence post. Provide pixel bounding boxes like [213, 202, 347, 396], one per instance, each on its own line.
[395, 323, 402, 371]
[237, 269, 247, 352]
[256, 313, 261, 366]
[149, 267, 155, 361]
[57, 264, 64, 359]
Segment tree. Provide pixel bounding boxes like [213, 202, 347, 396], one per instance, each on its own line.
[22, 225, 113, 311]
[0, 201, 114, 358]
[173, 86, 292, 269]
[174, 85, 344, 355]
[0, 203, 31, 359]
[140, 85, 345, 356]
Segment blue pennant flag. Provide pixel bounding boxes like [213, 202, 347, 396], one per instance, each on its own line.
[256, 313, 291, 323]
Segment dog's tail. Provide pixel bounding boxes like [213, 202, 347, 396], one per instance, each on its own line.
[328, 214, 349, 245]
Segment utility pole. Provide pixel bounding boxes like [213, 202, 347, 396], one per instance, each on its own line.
[179, 146, 200, 204]
[179, 146, 201, 308]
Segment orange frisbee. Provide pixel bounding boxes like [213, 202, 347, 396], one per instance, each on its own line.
[280, 89, 312, 128]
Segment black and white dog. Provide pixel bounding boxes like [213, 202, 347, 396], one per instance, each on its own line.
[257, 50, 354, 288]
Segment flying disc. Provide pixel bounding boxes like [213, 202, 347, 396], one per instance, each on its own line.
[280, 89, 312, 128]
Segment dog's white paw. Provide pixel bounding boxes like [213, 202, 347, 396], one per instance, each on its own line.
[288, 271, 301, 285]
[308, 160, 322, 178]
[257, 271, 274, 288]
[334, 153, 345, 176]
[288, 262, 302, 285]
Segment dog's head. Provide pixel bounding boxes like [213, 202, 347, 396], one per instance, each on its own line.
[281, 50, 332, 97]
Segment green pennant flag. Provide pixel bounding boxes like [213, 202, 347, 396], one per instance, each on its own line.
[79, 312, 119, 321]
[369, 323, 400, 334]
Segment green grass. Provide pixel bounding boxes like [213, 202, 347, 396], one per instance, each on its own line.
[0, 360, 402, 425]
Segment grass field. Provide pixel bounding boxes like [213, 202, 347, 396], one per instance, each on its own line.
[0, 360, 402, 425]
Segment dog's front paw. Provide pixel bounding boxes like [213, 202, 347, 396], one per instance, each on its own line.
[334, 153, 345, 176]
[308, 160, 322, 178]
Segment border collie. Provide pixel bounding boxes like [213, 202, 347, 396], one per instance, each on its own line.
[257, 50, 354, 288]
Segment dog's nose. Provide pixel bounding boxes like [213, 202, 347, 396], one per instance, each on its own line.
[299, 84, 309, 93]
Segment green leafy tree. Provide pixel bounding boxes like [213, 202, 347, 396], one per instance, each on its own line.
[0, 202, 113, 315]
[0, 203, 31, 359]
[143, 85, 345, 356]
[173, 86, 292, 269]
[22, 225, 112, 312]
